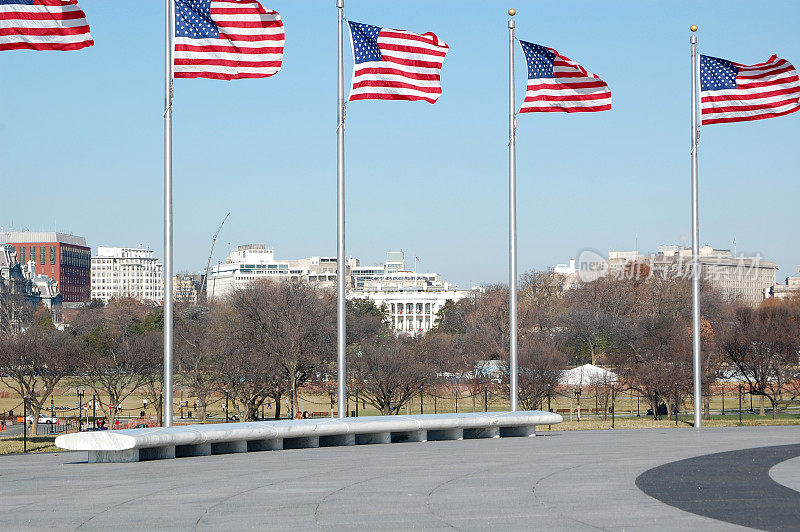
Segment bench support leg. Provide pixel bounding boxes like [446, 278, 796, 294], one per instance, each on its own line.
[499, 425, 536, 438]
[248, 438, 283, 451]
[175, 443, 212, 458]
[88, 449, 139, 463]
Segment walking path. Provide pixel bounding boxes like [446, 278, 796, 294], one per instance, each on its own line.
[1, 425, 798, 530]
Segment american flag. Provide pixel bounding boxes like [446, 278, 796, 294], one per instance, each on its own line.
[348, 21, 449, 104]
[518, 41, 611, 113]
[0, 0, 93, 52]
[174, 0, 284, 80]
[700, 54, 800, 125]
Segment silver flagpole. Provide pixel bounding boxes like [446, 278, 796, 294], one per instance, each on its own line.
[336, 0, 347, 419]
[690, 25, 702, 429]
[508, 9, 518, 412]
[163, 0, 174, 428]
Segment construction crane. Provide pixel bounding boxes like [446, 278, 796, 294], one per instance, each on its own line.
[201, 212, 230, 297]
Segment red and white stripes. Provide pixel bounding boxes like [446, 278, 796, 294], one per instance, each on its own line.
[350, 25, 449, 104]
[520, 49, 611, 114]
[701, 56, 800, 125]
[0, 0, 93, 52]
[174, 0, 284, 81]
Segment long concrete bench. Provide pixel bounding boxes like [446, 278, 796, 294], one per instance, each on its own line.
[54, 410, 562, 463]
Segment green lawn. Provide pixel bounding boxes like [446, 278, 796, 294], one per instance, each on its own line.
[0, 436, 59, 455]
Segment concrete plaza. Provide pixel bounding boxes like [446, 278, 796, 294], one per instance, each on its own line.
[1, 425, 799, 530]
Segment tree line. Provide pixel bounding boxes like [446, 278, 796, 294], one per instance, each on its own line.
[2, 268, 799, 433]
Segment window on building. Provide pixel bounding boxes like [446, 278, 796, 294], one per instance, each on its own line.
[50, 246, 56, 265]
[20, 247, 25, 263]
[40, 246, 45, 265]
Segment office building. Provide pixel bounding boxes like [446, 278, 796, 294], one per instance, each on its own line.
[770, 266, 800, 301]
[0, 231, 90, 302]
[561, 245, 777, 307]
[174, 274, 202, 305]
[207, 244, 356, 299]
[91, 246, 163, 304]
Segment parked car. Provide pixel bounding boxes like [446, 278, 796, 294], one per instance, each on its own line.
[25, 415, 58, 425]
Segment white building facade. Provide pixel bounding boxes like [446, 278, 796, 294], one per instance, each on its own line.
[350, 252, 478, 335]
[350, 286, 476, 335]
[770, 266, 800, 300]
[91, 247, 163, 304]
[207, 247, 478, 333]
[650, 245, 777, 307]
[207, 244, 354, 299]
[555, 245, 777, 307]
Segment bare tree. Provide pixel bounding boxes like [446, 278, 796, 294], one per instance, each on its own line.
[350, 334, 437, 415]
[586, 369, 617, 420]
[138, 330, 165, 421]
[175, 304, 217, 422]
[226, 280, 335, 417]
[212, 324, 285, 421]
[561, 276, 639, 365]
[0, 326, 78, 434]
[721, 301, 800, 418]
[602, 272, 695, 420]
[72, 299, 160, 427]
[499, 335, 566, 411]
[519, 270, 565, 334]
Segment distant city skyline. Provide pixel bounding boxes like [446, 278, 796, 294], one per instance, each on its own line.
[2, 1, 798, 289]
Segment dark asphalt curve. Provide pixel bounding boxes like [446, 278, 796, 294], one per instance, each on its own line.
[636, 443, 800, 531]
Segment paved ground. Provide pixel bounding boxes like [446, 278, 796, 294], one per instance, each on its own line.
[636, 443, 800, 531]
[770, 455, 800, 493]
[1, 425, 799, 530]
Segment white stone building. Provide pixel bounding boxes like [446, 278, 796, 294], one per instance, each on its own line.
[0, 245, 63, 330]
[350, 286, 476, 335]
[556, 245, 777, 307]
[91, 247, 163, 304]
[350, 252, 478, 335]
[650, 245, 777, 306]
[770, 266, 800, 301]
[173, 274, 202, 305]
[207, 244, 357, 299]
[207, 247, 478, 333]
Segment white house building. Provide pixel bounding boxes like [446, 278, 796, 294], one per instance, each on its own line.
[349, 285, 476, 335]
[350, 252, 479, 335]
[91, 246, 163, 304]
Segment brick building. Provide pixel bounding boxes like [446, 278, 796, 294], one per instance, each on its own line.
[0, 231, 91, 303]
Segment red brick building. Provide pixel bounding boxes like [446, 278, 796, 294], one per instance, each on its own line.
[0, 231, 91, 303]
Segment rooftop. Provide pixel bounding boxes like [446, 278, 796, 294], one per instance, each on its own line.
[0, 231, 87, 247]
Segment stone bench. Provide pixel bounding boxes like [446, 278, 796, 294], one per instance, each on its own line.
[55, 410, 563, 463]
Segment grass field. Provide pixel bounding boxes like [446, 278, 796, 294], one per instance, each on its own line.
[1, 378, 785, 420]
[2, 379, 798, 455]
[0, 436, 59, 455]
[544, 413, 800, 431]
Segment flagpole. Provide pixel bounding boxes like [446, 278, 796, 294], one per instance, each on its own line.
[163, 0, 174, 428]
[690, 25, 702, 429]
[336, 0, 347, 419]
[508, 9, 518, 412]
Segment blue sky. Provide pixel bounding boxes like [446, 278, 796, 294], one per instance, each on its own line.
[1, 1, 798, 287]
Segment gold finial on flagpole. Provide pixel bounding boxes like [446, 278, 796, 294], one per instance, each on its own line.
[508, 8, 516, 16]
[691, 25, 698, 32]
